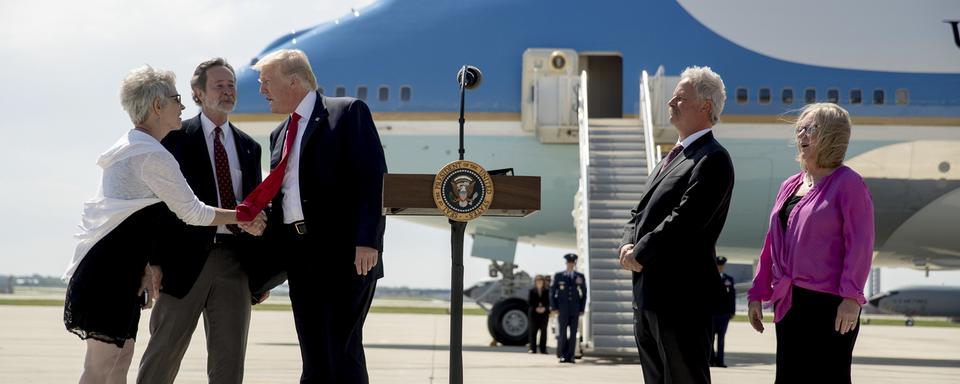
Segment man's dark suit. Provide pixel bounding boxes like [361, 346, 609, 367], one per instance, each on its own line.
[267, 92, 387, 384]
[620, 131, 734, 384]
[154, 114, 263, 299]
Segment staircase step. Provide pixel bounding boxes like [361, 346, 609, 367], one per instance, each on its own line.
[589, 134, 644, 143]
[592, 323, 636, 335]
[588, 278, 633, 290]
[589, 269, 633, 280]
[588, 218, 629, 229]
[589, 289, 634, 301]
[588, 167, 648, 177]
[587, 157, 648, 167]
[590, 142, 645, 151]
[589, 150, 646, 159]
[588, 200, 636, 210]
[591, 335, 639, 349]
[591, 312, 634, 324]
[588, 175, 648, 184]
[591, 301, 635, 312]
[588, 118, 642, 127]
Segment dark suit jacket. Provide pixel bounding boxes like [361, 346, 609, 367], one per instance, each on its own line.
[152, 114, 263, 298]
[717, 273, 736, 315]
[267, 92, 387, 279]
[528, 287, 550, 314]
[620, 131, 734, 314]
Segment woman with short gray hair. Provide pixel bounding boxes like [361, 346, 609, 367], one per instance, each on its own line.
[63, 65, 253, 383]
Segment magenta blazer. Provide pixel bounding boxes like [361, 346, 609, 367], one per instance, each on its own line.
[748, 165, 875, 322]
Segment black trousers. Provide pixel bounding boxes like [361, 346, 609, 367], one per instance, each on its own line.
[775, 286, 860, 384]
[285, 232, 378, 384]
[528, 312, 548, 352]
[557, 312, 579, 360]
[710, 314, 731, 365]
[634, 309, 712, 384]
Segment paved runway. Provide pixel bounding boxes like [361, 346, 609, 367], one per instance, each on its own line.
[1, 304, 958, 383]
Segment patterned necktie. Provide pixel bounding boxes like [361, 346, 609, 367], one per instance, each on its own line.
[213, 126, 240, 234]
[656, 144, 684, 177]
[236, 113, 302, 221]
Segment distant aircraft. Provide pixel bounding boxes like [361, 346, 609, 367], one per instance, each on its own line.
[869, 286, 960, 326]
[232, 0, 960, 350]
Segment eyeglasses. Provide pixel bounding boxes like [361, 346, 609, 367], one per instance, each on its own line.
[169, 94, 182, 104]
[795, 124, 817, 136]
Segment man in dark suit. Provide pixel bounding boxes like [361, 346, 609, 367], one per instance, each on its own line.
[249, 49, 387, 384]
[138, 58, 268, 384]
[618, 66, 734, 384]
[711, 256, 736, 368]
[550, 253, 587, 364]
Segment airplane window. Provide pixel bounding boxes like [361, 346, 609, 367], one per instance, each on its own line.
[378, 86, 389, 102]
[827, 88, 839, 104]
[804, 88, 816, 104]
[357, 86, 368, 101]
[318, 86, 325, 95]
[335, 86, 346, 97]
[736, 88, 748, 104]
[896, 88, 909, 105]
[782, 88, 794, 104]
[874, 89, 885, 105]
[758, 88, 771, 104]
[850, 89, 862, 105]
[400, 86, 411, 102]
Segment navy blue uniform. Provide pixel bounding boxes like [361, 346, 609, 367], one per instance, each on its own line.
[550, 271, 587, 361]
[711, 272, 736, 366]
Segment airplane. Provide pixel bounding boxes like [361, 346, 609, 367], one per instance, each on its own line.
[229, 0, 960, 350]
[868, 286, 960, 326]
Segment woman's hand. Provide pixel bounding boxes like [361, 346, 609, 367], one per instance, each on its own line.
[748, 300, 764, 333]
[835, 298, 861, 334]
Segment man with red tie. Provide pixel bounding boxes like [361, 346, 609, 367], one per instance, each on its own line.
[241, 49, 387, 384]
[138, 58, 268, 384]
[618, 66, 735, 384]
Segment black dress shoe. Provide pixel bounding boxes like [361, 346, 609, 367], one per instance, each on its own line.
[715, 363, 727, 368]
[528, 350, 536, 354]
[539, 350, 548, 354]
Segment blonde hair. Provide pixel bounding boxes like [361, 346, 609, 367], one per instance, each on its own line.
[120, 65, 177, 124]
[795, 103, 851, 169]
[680, 66, 726, 124]
[253, 49, 318, 91]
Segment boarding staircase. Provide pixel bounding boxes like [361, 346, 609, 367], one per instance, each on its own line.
[574, 70, 661, 355]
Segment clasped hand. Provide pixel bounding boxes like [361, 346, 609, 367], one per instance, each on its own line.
[618, 243, 643, 272]
[237, 211, 267, 236]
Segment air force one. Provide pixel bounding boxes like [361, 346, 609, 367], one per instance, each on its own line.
[230, 0, 960, 350]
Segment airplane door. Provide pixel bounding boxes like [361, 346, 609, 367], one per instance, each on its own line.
[521, 48, 580, 143]
[579, 53, 622, 118]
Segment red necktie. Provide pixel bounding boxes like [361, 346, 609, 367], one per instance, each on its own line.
[236, 113, 301, 221]
[212, 126, 240, 233]
[656, 144, 684, 177]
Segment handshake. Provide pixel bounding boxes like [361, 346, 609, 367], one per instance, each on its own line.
[237, 211, 267, 236]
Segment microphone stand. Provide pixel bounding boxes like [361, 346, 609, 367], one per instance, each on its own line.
[449, 64, 468, 384]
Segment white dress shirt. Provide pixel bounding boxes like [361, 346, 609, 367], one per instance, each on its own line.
[678, 128, 713, 149]
[200, 113, 243, 234]
[281, 91, 317, 224]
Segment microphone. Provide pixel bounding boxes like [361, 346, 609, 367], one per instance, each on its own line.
[457, 65, 482, 90]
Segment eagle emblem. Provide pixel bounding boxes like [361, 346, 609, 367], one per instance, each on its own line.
[448, 175, 479, 208]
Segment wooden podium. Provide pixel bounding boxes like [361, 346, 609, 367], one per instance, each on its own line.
[382, 172, 540, 383]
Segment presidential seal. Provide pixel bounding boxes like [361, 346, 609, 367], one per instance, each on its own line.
[433, 160, 494, 221]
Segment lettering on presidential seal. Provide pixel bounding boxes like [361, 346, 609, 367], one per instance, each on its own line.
[433, 160, 494, 221]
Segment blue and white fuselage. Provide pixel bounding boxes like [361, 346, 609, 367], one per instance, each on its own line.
[233, 0, 960, 270]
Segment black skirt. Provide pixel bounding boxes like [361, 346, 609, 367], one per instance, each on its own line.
[774, 286, 861, 384]
[64, 203, 177, 348]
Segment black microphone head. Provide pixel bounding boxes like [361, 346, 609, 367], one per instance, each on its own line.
[457, 65, 482, 90]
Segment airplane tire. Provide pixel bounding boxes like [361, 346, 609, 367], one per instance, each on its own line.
[487, 298, 530, 346]
[905, 319, 915, 327]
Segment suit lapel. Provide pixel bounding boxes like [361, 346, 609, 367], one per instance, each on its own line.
[299, 91, 330, 159]
[270, 118, 287, 169]
[186, 115, 218, 206]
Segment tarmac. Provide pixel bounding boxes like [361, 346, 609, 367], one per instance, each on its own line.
[1, 303, 958, 383]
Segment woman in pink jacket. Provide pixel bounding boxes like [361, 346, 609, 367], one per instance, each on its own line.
[747, 103, 874, 383]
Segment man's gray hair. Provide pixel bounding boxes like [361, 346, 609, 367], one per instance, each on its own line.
[253, 49, 318, 91]
[120, 65, 178, 125]
[680, 66, 726, 124]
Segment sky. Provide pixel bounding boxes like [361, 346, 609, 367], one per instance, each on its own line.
[0, 0, 957, 291]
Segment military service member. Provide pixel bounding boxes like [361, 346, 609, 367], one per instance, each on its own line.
[711, 256, 736, 368]
[550, 253, 587, 364]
